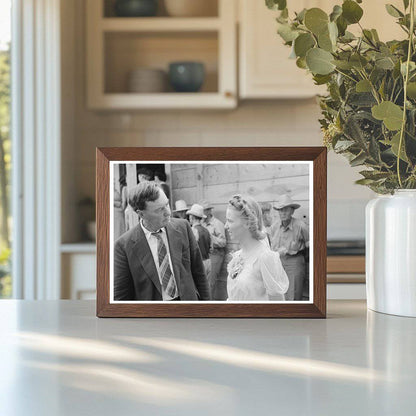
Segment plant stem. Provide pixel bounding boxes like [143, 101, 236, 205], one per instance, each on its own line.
[397, 0, 415, 188]
[334, 68, 357, 83]
[358, 69, 380, 104]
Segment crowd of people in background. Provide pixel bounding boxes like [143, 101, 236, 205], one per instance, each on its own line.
[113, 168, 309, 302]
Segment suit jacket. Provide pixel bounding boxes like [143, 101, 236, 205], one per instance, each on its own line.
[114, 218, 210, 301]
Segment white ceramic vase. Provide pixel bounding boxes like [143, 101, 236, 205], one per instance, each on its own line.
[366, 190, 416, 317]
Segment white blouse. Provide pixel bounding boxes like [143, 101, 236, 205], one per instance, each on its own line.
[227, 243, 289, 301]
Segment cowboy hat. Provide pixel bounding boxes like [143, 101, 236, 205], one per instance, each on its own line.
[173, 200, 189, 212]
[199, 200, 214, 210]
[273, 195, 300, 210]
[186, 204, 207, 219]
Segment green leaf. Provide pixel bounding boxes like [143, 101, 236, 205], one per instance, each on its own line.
[328, 21, 338, 45]
[296, 57, 307, 69]
[277, 23, 299, 42]
[407, 82, 416, 99]
[305, 48, 335, 75]
[333, 59, 353, 70]
[356, 79, 372, 92]
[330, 5, 343, 22]
[295, 8, 307, 22]
[336, 15, 348, 36]
[375, 56, 396, 70]
[339, 31, 356, 42]
[381, 132, 409, 162]
[371, 29, 380, 42]
[359, 170, 391, 180]
[355, 178, 377, 185]
[369, 136, 381, 162]
[334, 139, 356, 152]
[375, 58, 395, 70]
[342, 0, 364, 24]
[304, 8, 329, 35]
[385, 4, 404, 18]
[350, 53, 368, 69]
[350, 152, 368, 167]
[266, 0, 287, 11]
[313, 74, 332, 85]
[401, 61, 416, 77]
[318, 31, 334, 52]
[362, 29, 375, 44]
[294, 33, 315, 57]
[349, 92, 377, 107]
[372, 101, 404, 130]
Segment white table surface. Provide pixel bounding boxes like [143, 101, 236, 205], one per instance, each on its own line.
[0, 300, 415, 416]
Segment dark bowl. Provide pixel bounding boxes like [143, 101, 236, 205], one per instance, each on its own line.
[114, 0, 158, 17]
[168, 62, 205, 93]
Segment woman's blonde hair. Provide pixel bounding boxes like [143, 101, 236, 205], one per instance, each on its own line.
[228, 194, 266, 240]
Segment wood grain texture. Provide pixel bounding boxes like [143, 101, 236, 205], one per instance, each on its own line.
[96, 147, 327, 318]
[327, 256, 365, 274]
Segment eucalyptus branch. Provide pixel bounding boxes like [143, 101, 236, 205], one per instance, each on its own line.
[334, 68, 358, 83]
[397, 0, 415, 188]
[358, 68, 381, 104]
[393, 85, 404, 103]
[390, 78, 398, 101]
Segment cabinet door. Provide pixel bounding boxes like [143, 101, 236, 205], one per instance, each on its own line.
[239, 0, 405, 99]
[239, 0, 323, 99]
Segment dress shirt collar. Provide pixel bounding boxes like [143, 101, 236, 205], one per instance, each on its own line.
[140, 219, 165, 239]
[204, 216, 214, 226]
[280, 217, 294, 231]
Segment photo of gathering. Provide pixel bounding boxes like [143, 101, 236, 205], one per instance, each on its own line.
[111, 162, 312, 302]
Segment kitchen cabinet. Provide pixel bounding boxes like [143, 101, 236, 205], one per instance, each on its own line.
[238, 0, 405, 99]
[61, 244, 96, 300]
[86, 0, 237, 109]
[238, 0, 327, 99]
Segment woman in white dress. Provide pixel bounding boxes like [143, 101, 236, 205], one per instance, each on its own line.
[225, 194, 289, 301]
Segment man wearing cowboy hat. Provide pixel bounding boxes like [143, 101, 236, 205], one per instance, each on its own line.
[270, 194, 309, 301]
[200, 200, 227, 300]
[187, 204, 212, 277]
[172, 199, 189, 220]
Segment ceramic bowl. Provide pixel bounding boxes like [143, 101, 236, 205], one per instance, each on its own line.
[168, 62, 205, 92]
[114, 0, 158, 17]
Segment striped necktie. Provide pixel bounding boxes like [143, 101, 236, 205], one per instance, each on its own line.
[151, 231, 178, 298]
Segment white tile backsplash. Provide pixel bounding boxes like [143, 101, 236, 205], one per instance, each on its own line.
[72, 97, 371, 242]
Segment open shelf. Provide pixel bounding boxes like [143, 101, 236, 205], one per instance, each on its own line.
[103, 0, 219, 18]
[86, 0, 236, 109]
[104, 31, 219, 94]
[101, 17, 221, 32]
[90, 92, 235, 109]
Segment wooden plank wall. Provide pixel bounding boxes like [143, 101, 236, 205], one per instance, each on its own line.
[171, 163, 310, 225]
[170, 163, 310, 278]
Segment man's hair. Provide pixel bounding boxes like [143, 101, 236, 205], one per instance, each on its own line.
[129, 182, 161, 211]
[154, 170, 166, 182]
[137, 167, 154, 181]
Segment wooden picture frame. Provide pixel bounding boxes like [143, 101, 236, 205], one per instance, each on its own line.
[96, 147, 327, 318]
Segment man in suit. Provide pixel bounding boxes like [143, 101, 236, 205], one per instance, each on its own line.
[114, 181, 210, 301]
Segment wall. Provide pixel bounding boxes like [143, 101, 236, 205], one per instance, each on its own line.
[61, 0, 375, 243]
[171, 162, 310, 224]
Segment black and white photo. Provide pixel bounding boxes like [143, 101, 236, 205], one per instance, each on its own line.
[110, 161, 313, 303]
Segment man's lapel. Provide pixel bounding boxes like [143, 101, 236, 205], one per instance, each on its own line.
[165, 221, 182, 288]
[131, 224, 162, 295]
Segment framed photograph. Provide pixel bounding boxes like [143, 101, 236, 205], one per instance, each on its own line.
[96, 147, 327, 318]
